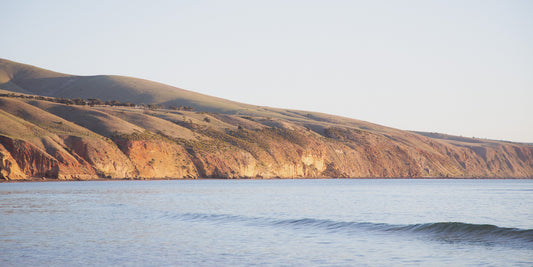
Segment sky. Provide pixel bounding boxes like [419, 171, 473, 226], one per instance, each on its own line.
[1, 0, 532, 143]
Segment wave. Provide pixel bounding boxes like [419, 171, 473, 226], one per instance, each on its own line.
[170, 212, 533, 247]
[390, 222, 533, 242]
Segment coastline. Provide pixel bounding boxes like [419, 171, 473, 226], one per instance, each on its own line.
[2, 176, 530, 183]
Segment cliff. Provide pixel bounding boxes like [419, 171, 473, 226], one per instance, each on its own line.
[0, 96, 531, 181]
[0, 58, 531, 181]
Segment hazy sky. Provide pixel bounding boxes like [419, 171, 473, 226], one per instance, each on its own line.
[2, 0, 532, 142]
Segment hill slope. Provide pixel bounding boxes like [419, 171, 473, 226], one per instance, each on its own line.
[0, 58, 391, 129]
[1, 58, 268, 114]
[0, 59, 531, 180]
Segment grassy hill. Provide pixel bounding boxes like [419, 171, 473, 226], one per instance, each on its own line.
[0, 58, 259, 114]
[0, 58, 531, 181]
[0, 58, 391, 132]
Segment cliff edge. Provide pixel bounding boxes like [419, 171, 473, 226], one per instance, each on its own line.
[0, 58, 531, 180]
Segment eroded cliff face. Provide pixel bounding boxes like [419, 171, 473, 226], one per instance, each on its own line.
[114, 138, 198, 179]
[63, 136, 136, 178]
[0, 142, 25, 180]
[166, 126, 533, 179]
[1, 125, 532, 181]
[0, 59, 531, 181]
[0, 98, 532, 181]
[0, 135, 64, 179]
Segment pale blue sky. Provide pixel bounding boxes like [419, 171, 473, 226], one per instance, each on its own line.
[2, 0, 532, 142]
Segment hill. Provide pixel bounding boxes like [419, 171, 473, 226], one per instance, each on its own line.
[1, 58, 280, 115]
[0, 58, 531, 180]
[0, 58, 394, 128]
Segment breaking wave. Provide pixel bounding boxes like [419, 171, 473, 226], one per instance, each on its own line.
[171, 212, 533, 247]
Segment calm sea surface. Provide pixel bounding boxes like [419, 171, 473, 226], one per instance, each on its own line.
[1, 179, 532, 266]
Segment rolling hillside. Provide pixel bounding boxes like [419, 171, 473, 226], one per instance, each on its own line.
[0, 58, 532, 180]
[1, 58, 278, 115]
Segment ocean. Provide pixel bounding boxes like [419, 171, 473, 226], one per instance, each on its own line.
[1, 179, 532, 266]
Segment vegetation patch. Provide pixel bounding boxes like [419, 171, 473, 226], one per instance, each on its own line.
[112, 129, 170, 142]
[0, 93, 194, 110]
[324, 127, 364, 143]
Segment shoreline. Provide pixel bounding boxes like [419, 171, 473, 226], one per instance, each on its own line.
[1, 176, 531, 183]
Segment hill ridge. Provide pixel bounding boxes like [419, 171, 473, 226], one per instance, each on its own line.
[0, 58, 258, 114]
[0, 59, 531, 181]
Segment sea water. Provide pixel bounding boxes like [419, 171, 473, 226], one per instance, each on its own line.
[1, 179, 532, 266]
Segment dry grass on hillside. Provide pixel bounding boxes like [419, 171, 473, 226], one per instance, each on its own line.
[24, 99, 144, 137]
[0, 98, 97, 138]
[100, 107, 198, 140]
[1, 58, 523, 151]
